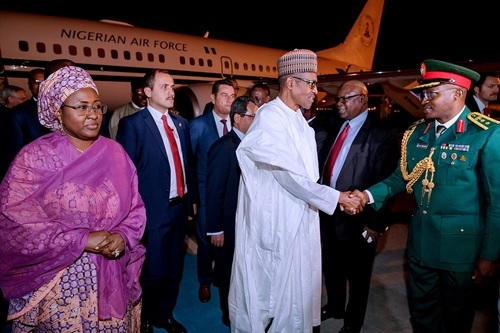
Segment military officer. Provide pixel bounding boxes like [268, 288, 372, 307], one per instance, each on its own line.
[353, 59, 500, 333]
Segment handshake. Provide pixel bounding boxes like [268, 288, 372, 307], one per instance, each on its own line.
[339, 189, 369, 215]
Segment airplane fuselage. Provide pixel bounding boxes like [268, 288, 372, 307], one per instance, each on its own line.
[0, 0, 383, 117]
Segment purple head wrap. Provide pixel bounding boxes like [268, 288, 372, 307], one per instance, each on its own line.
[38, 66, 98, 131]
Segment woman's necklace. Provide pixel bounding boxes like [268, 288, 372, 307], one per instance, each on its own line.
[61, 125, 90, 154]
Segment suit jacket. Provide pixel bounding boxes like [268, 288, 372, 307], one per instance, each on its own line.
[205, 130, 241, 246]
[116, 107, 194, 227]
[465, 93, 481, 113]
[308, 116, 329, 154]
[2, 98, 50, 177]
[189, 112, 220, 207]
[369, 110, 500, 271]
[318, 113, 399, 240]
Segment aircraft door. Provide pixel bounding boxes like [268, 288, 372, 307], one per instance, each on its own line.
[220, 56, 233, 78]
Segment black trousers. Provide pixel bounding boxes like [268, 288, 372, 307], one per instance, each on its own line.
[322, 232, 376, 331]
[195, 205, 215, 287]
[213, 236, 235, 322]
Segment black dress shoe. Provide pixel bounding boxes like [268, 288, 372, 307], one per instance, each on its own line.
[140, 320, 154, 333]
[198, 284, 211, 303]
[156, 317, 187, 333]
[321, 305, 344, 321]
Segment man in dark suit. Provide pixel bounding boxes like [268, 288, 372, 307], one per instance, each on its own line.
[2, 68, 49, 179]
[465, 72, 499, 117]
[206, 95, 258, 327]
[319, 80, 399, 333]
[189, 78, 236, 303]
[117, 69, 193, 333]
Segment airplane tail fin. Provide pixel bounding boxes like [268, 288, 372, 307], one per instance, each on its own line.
[316, 0, 384, 72]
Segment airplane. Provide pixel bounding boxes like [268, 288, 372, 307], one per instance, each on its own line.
[0, 0, 384, 119]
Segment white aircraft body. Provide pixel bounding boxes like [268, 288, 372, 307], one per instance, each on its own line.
[0, 0, 384, 119]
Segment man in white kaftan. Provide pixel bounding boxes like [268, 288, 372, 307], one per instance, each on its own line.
[228, 49, 364, 333]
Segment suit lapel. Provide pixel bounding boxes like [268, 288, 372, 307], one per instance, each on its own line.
[142, 108, 168, 160]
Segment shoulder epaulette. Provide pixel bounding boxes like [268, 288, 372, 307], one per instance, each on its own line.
[467, 112, 500, 130]
[409, 118, 426, 130]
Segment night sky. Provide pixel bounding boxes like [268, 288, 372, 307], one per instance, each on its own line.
[0, 0, 497, 72]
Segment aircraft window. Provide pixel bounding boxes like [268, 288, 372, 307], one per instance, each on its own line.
[18, 41, 29, 52]
[224, 61, 230, 70]
[189, 58, 195, 66]
[243, 63, 248, 70]
[159, 54, 165, 63]
[136, 52, 143, 61]
[36, 42, 46, 54]
[259, 65, 263, 72]
[111, 49, 118, 59]
[83, 47, 91, 57]
[203, 47, 209, 54]
[53, 44, 63, 55]
[207, 59, 213, 67]
[180, 56, 186, 65]
[198, 59, 204, 66]
[211, 48, 217, 55]
[97, 48, 105, 58]
[234, 63, 240, 70]
[69, 45, 77, 56]
[251, 64, 256, 71]
[148, 53, 154, 62]
[124, 51, 131, 60]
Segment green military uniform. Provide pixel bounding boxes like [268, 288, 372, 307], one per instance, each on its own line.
[367, 60, 500, 333]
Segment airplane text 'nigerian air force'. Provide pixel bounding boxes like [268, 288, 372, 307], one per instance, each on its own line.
[62, 29, 187, 51]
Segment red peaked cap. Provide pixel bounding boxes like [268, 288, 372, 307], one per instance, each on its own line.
[412, 59, 480, 90]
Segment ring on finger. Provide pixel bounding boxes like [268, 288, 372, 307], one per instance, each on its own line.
[113, 249, 121, 257]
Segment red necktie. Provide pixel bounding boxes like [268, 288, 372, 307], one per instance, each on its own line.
[221, 119, 228, 135]
[162, 115, 185, 197]
[483, 107, 491, 117]
[323, 123, 350, 185]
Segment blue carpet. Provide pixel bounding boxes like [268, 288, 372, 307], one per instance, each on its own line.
[154, 253, 230, 333]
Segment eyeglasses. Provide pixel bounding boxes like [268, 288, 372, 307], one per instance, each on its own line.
[61, 103, 108, 116]
[334, 94, 364, 104]
[416, 88, 457, 101]
[292, 77, 318, 90]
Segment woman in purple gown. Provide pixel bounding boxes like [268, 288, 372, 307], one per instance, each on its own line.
[0, 66, 146, 332]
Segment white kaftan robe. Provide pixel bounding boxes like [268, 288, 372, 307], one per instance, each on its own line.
[229, 97, 340, 333]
